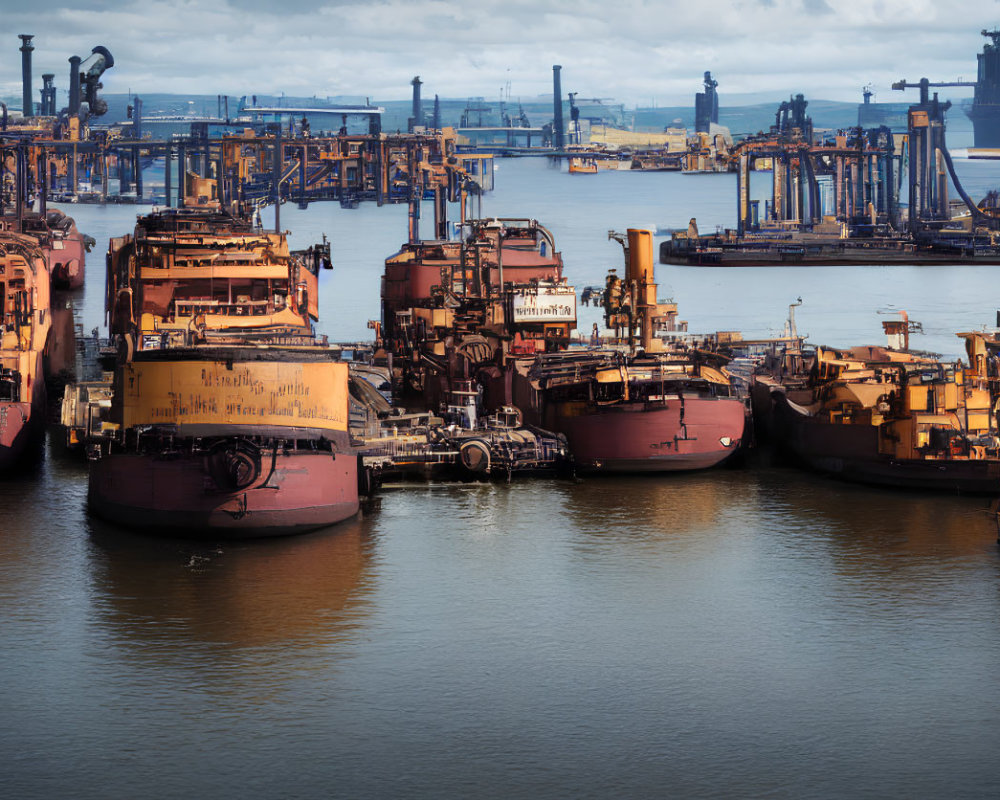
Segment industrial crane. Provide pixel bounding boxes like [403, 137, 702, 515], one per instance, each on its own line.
[892, 77, 975, 104]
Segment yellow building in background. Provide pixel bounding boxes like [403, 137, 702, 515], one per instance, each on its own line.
[589, 124, 688, 152]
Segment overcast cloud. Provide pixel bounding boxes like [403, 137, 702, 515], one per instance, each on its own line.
[1, 0, 997, 105]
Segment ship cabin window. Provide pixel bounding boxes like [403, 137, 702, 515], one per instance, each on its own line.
[594, 380, 626, 404]
[168, 279, 278, 318]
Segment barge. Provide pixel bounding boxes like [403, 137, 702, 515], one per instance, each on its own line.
[753, 312, 1000, 493]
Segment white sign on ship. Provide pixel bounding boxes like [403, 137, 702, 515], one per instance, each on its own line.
[511, 286, 576, 323]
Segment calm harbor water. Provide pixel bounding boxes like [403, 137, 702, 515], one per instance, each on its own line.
[5, 149, 1000, 797]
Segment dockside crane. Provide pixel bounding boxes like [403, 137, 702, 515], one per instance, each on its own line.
[892, 77, 975, 104]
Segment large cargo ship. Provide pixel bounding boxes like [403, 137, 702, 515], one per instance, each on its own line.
[754, 313, 1000, 493]
[968, 29, 1000, 148]
[525, 229, 747, 473]
[89, 180, 357, 536]
[0, 232, 52, 468]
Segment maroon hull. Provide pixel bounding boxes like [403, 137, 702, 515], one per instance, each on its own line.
[48, 242, 85, 290]
[45, 210, 88, 290]
[0, 400, 43, 470]
[15, 210, 88, 290]
[89, 449, 359, 537]
[552, 396, 746, 472]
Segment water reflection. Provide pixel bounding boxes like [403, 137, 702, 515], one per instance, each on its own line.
[87, 514, 376, 657]
[556, 469, 750, 541]
[752, 467, 1000, 557]
[553, 465, 1000, 600]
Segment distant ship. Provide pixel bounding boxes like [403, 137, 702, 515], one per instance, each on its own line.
[967, 28, 1000, 148]
[857, 86, 909, 132]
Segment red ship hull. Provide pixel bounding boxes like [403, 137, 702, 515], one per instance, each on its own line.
[0, 400, 43, 470]
[16, 210, 88, 290]
[47, 240, 86, 290]
[550, 396, 746, 473]
[88, 449, 359, 537]
[46, 210, 87, 290]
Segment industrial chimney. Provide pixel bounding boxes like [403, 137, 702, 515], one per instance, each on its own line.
[40, 74, 55, 116]
[410, 76, 423, 132]
[68, 54, 81, 115]
[552, 65, 564, 149]
[19, 34, 34, 117]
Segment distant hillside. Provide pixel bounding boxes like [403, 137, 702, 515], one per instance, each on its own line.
[1, 91, 973, 139]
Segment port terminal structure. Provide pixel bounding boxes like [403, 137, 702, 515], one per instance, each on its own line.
[2, 35, 494, 229]
[0, 119, 494, 232]
[661, 84, 1000, 266]
[736, 89, 996, 234]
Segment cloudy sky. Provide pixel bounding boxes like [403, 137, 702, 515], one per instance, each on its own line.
[2, 0, 999, 107]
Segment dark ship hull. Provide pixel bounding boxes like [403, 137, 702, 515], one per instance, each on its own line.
[967, 103, 1000, 148]
[0, 399, 44, 470]
[768, 388, 1000, 494]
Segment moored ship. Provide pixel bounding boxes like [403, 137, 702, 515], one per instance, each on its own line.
[754, 312, 1000, 493]
[88, 179, 357, 536]
[568, 156, 598, 174]
[525, 229, 747, 473]
[0, 232, 52, 468]
[527, 348, 746, 472]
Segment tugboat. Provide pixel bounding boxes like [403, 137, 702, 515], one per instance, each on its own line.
[755, 311, 1000, 493]
[526, 229, 747, 472]
[0, 232, 52, 468]
[88, 177, 358, 536]
[568, 156, 599, 174]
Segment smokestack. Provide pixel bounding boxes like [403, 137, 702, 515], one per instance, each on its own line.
[19, 34, 34, 117]
[410, 76, 422, 132]
[68, 54, 81, 115]
[41, 74, 55, 116]
[552, 65, 564, 149]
